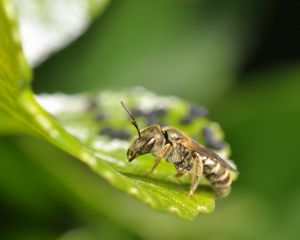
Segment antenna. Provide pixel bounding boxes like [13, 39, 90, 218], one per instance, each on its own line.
[121, 101, 141, 138]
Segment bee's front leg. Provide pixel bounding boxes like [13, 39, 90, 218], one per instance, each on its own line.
[143, 143, 172, 176]
[188, 153, 203, 197]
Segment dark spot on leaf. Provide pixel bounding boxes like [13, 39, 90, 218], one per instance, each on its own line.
[87, 98, 106, 121]
[180, 115, 194, 125]
[150, 108, 167, 116]
[190, 104, 208, 118]
[202, 127, 225, 150]
[132, 107, 168, 125]
[99, 127, 113, 136]
[131, 108, 146, 117]
[146, 114, 158, 125]
[87, 98, 98, 111]
[209, 141, 225, 150]
[100, 127, 131, 140]
[95, 112, 105, 121]
[179, 104, 208, 125]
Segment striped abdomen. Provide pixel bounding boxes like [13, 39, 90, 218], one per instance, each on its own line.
[203, 158, 232, 197]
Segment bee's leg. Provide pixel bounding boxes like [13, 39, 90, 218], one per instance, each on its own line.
[188, 153, 203, 197]
[143, 143, 172, 176]
[188, 172, 193, 183]
[143, 158, 161, 177]
[175, 171, 185, 178]
[174, 170, 185, 183]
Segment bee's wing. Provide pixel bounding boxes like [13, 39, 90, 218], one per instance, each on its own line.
[179, 138, 238, 172]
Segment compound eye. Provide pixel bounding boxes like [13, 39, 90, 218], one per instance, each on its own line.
[141, 138, 156, 154]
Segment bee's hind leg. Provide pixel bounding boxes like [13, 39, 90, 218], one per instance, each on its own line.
[188, 153, 203, 197]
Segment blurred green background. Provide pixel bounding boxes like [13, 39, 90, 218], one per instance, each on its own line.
[1, 0, 300, 239]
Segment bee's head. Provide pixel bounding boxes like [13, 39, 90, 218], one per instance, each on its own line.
[127, 125, 163, 161]
[121, 102, 164, 162]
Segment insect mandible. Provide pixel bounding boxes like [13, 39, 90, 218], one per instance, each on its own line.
[121, 101, 237, 197]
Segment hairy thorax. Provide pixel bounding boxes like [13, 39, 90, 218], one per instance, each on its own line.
[166, 144, 194, 172]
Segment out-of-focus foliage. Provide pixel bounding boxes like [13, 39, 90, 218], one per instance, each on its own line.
[12, 0, 110, 65]
[1, 0, 300, 239]
[34, 0, 266, 103]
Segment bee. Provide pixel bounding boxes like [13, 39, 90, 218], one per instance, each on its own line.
[121, 101, 237, 197]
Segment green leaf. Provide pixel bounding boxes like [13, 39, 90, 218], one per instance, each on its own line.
[0, 0, 237, 220]
[36, 89, 238, 220]
[12, 0, 110, 65]
[0, 0, 32, 133]
[10, 86, 236, 220]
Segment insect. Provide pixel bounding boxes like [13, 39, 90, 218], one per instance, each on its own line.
[121, 101, 237, 197]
